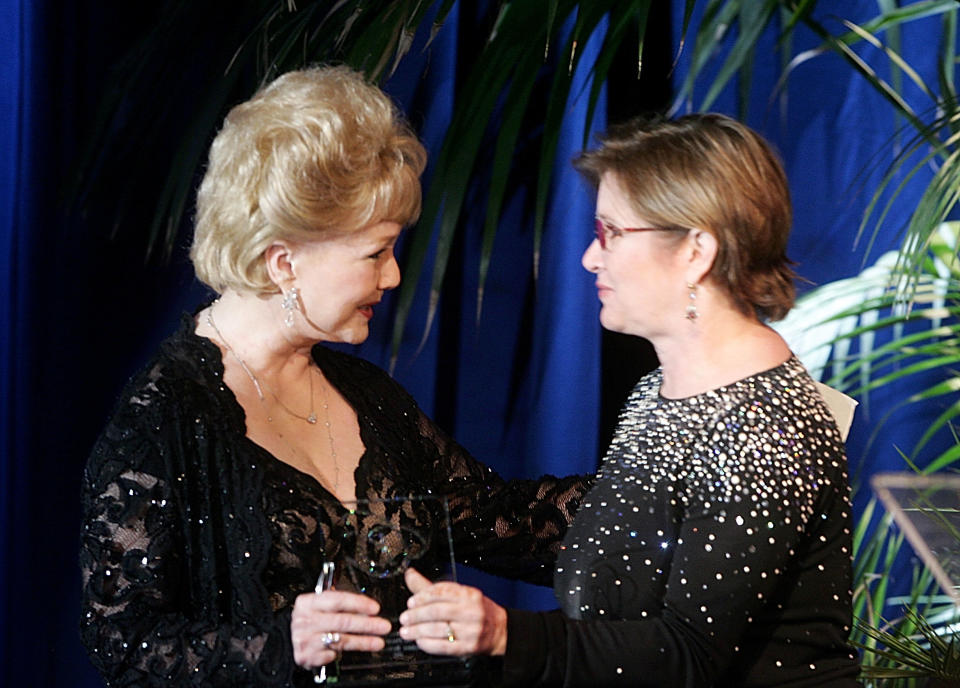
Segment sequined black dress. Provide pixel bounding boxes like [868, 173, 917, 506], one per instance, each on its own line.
[502, 358, 860, 687]
[79, 314, 589, 687]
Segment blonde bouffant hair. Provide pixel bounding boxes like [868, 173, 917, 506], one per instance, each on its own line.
[191, 65, 427, 294]
[574, 113, 796, 322]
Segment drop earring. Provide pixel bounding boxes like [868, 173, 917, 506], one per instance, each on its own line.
[685, 282, 699, 321]
[281, 287, 300, 328]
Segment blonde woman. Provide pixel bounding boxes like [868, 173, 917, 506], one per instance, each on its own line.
[79, 66, 589, 687]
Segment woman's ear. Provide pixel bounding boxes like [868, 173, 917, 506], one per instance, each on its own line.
[264, 242, 297, 290]
[685, 229, 718, 284]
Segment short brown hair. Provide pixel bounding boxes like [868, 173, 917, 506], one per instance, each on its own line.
[191, 65, 427, 294]
[574, 113, 795, 321]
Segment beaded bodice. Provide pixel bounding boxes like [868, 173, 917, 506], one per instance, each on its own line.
[553, 357, 858, 686]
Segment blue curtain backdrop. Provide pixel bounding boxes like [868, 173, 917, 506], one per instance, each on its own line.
[0, 1, 952, 686]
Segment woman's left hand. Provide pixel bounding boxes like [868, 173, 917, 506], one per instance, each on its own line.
[398, 568, 508, 656]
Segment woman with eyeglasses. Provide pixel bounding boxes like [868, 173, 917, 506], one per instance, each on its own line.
[398, 114, 861, 687]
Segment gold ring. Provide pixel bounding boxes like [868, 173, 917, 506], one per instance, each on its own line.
[445, 622, 456, 643]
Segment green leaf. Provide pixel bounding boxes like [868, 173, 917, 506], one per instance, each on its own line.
[532, 2, 611, 277]
[476, 45, 542, 322]
[391, 0, 578, 357]
[427, 0, 458, 45]
[673, 0, 699, 69]
[838, 17, 934, 102]
[832, 0, 960, 47]
[582, 2, 652, 149]
[698, 0, 778, 113]
[673, 0, 741, 114]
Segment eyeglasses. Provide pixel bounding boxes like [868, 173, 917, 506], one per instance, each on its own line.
[593, 218, 661, 250]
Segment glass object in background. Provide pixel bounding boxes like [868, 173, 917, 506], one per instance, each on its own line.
[872, 473, 960, 607]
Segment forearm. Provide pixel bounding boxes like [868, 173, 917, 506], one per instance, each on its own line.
[500, 608, 718, 688]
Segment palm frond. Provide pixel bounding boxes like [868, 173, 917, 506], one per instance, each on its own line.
[69, 0, 960, 371]
[775, 223, 960, 468]
[858, 606, 960, 681]
[391, 0, 662, 355]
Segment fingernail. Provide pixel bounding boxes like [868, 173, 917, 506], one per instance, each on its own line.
[398, 612, 408, 624]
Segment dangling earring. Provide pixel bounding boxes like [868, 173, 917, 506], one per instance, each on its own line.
[684, 282, 699, 321]
[281, 287, 300, 328]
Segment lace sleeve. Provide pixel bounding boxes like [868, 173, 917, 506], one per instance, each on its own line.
[79, 384, 292, 686]
[414, 410, 593, 585]
[313, 345, 594, 587]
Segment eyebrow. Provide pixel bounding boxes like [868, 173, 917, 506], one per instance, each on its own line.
[368, 225, 403, 242]
[595, 214, 625, 228]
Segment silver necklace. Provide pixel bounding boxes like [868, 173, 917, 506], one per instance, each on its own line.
[318, 377, 340, 492]
[207, 304, 340, 493]
[270, 369, 318, 425]
[206, 306, 317, 423]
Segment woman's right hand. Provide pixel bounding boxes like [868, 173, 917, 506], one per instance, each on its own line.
[290, 591, 393, 669]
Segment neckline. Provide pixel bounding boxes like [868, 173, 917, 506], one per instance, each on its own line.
[656, 354, 798, 402]
[184, 310, 367, 507]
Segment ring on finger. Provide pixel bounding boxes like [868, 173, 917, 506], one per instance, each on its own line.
[321, 631, 341, 649]
[445, 622, 456, 643]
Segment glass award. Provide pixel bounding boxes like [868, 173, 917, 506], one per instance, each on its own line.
[314, 495, 477, 686]
[872, 472, 960, 606]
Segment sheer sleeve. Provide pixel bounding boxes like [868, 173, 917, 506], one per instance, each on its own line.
[314, 345, 594, 588]
[413, 408, 593, 585]
[79, 372, 293, 687]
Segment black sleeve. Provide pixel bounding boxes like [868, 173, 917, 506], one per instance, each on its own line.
[498, 399, 856, 688]
[498, 499, 802, 688]
[414, 405, 593, 585]
[79, 381, 293, 687]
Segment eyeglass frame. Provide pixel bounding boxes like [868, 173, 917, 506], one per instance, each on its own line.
[593, 218, 665, 250]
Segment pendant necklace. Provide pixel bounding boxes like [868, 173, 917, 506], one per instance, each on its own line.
[207, 306, 317, 423]
[206, 304, 340, 493]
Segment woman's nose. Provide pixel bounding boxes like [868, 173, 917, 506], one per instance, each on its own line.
[380, 253, 401, 290]
[581, 238, 602, 273]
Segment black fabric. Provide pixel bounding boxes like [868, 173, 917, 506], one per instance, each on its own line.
[501, 359, 861, 688]
[79, 313, 590, 687]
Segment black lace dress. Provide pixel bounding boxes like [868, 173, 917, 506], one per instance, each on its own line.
[79, 314, 590, 687]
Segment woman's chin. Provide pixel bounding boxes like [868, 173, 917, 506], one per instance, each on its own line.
[598, 311, 625, 335]
[342, 323, 371, 345]
[317, 322, 370, 346]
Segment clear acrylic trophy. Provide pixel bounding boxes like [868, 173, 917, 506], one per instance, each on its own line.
[313, 495, 476, 686]
[872, 472, 960, 606]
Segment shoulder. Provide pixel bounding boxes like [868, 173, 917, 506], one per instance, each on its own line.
[618, 368, 664, 415]
[690, 357, 848, 507]
[86, 314, 234, 481]
[126, 314, 228, 415]
[312, 345, 420, 411]
[692, 356, 836, 431]
[719, 356, 840, 437]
